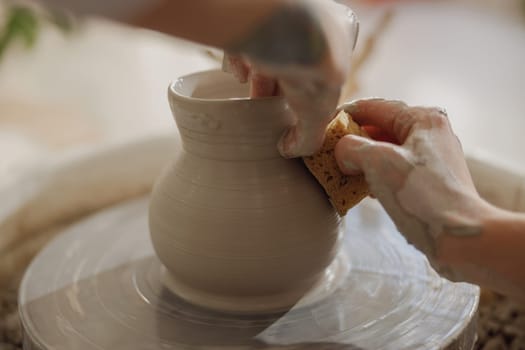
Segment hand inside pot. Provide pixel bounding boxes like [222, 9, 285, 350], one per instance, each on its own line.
[223, 0, 359, 158]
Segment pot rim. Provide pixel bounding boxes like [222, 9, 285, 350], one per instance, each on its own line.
[168, 69, 285, 104]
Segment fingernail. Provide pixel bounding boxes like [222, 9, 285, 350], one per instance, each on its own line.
[278, 128, 297, 158]
[362, 97, 385, 102]
[221, 58, 232, 73]
[336, 101, 359, 115]
[344, 102, 359, 115]
[342, 159, 359, 172]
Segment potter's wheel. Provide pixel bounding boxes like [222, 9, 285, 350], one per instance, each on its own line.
[19, 196, 478, 350]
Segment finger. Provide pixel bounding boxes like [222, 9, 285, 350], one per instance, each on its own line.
[362, 125, 399, 144]
[334, 134, 373, 175]
[334, 134, 410, 178]
[338, 99, 418, 143]
[249, 72, 278, 98]
[277, 81, 340, 158]
[278, 117, 330, 158]
[314, 1, 358, 83]
[222, 54, 250, 83]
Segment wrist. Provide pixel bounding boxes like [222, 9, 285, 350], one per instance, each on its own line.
[434, 197, 497, 269]
[434, 200, 525, 300]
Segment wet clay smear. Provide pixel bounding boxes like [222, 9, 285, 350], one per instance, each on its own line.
[303, 111, 369, 216]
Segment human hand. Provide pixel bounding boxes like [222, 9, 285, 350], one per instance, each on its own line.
[334, 99, 493, 266]
[223, 0, 359, 158]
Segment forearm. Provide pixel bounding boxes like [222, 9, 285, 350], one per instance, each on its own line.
[438, 202, 525, 302]
[39, 0, 161, 21]
[131, 0, 284, 49]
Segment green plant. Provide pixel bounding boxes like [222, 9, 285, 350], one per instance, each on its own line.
[0, 3, 72, 59]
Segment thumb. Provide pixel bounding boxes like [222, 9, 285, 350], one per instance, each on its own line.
[334, 134, 376, 175]
[335, 134, 407, 176]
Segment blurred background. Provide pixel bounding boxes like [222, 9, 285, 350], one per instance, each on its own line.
[0, 0, 524, 192]
[0, 1, 524, 349]
[0, 0, 524, 199]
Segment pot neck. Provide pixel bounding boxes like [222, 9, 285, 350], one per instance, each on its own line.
[169, 93, 294, 161]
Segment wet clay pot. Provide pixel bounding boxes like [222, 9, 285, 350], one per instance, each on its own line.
[149, 70, 343, 312]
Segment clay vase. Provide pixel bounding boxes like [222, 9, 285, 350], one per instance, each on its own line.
[149, 70, 343, 313]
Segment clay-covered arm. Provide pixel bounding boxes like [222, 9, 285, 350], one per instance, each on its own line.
[439, 206, 525, 302]
[134, 0, 359, 158]
[39, 0, 280, 38]
[131, 0, 283, 49]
